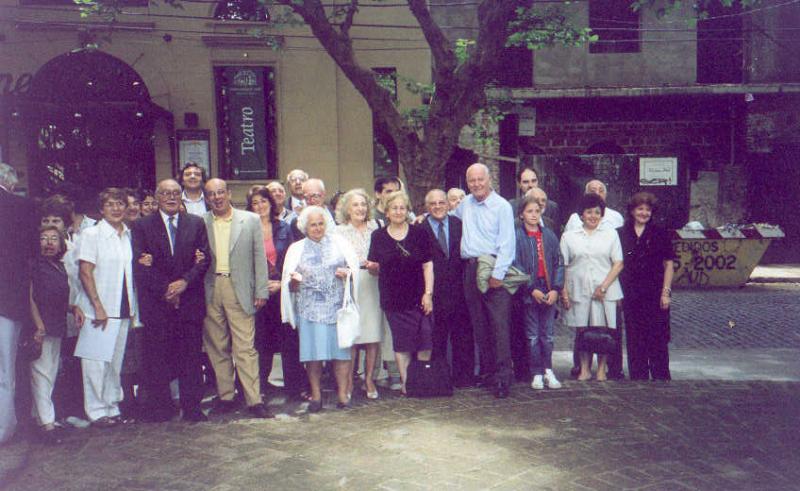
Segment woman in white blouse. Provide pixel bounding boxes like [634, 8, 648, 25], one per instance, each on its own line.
[75, 188, 138, 427]
[560, 194, 624, 381]
[334, 189, 384, 400]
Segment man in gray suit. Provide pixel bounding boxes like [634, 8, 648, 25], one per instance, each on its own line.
[203, 178, 271, 418]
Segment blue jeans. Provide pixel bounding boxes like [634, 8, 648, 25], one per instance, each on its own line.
[522, 280, 556, 376]
[0, 316, 21, 443]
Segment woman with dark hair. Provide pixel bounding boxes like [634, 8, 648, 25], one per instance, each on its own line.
[618, 192, 674, 380]
[38, 195, 90, 428]
[560, 194, 624, 381]
[29, 225, 76, 443]
[246, 187, 306, 397]
[139, 190, 157, 217]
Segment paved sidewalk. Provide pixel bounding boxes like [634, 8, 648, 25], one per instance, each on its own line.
[750, 264, 800, 283]
[1, 381, 798, 490]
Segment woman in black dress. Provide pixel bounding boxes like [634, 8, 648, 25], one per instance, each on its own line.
[368, 191, 434, 395]
[618, 192, 675, 380]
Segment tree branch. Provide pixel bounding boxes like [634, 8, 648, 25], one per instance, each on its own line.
[278, 0, 418, 146]
[340, 0, 359, 37]
[406, 0, 457, 77]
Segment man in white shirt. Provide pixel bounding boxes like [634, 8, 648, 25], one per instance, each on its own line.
[180, 163, 208, 216]
[285, 169, 309, 214]
[564, 180, 624, 232]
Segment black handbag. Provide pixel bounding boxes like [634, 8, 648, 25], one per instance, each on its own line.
[575, 300, 617, 355]
[576, 327, 617, 354]
[405, 359, 453, 398]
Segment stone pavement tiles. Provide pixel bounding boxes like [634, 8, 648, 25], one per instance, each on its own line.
[2, 380, 799, 490]
[554, 283, 800, 351]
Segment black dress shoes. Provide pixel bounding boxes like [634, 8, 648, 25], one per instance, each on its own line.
[247, 403, 274, 419]
[494, 383, 510, 399]
[212, 399, 239, 414]
[453, 377, 476, 389]
[183, 410, 208, 423]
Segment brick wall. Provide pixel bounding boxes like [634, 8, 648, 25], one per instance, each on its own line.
[521, 119, 732, 169]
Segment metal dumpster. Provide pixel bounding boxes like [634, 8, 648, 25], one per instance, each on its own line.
[671, 225, 785, 288]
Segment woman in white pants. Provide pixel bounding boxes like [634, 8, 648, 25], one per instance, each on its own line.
[29, 225, 82, 442]
[75, 188, 138, 427]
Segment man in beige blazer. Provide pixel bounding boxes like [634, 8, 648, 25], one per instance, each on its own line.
[203, 178, 271, 418]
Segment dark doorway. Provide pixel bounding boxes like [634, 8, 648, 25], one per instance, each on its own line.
[747, 144, 800, 263]
[22, 49, 164, 198]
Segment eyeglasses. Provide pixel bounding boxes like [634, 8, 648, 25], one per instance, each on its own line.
[40, 236, 60, 244]
[158, 190, 182, 198]
[304, 193, 323, 200]
[288, 177, 307, 183]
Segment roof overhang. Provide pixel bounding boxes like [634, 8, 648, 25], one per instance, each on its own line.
[488, 83, 800, 101]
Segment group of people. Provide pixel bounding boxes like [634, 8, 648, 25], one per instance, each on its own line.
[0, 159, 675, 445]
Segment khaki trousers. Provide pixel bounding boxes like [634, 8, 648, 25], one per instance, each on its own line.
[203, 275, 261, 406]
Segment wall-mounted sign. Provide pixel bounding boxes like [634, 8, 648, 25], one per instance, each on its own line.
[176, 129, 211, 176]
[639, 157, 678, 186]
[517, 107, 536, 136]
[223, 67, 268, 179]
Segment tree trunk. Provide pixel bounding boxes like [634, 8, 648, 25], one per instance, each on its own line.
[397, 136, 456, 213]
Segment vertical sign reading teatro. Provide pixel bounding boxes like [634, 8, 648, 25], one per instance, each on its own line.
[223, 67, 268, 179]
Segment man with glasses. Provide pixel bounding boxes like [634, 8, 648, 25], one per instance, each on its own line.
[132, 179, 211, 422]
[420, 189, 475, 387]
[285, 169, 309, 215]
[202, 178, 271, 418]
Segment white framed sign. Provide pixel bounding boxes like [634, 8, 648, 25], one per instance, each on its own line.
[639, 157, 678, 186]
[176, 129, 211, 176]
[517, 107, 536, 136]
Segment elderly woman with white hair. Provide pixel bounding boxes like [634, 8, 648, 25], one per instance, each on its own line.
[334, 189, 384, 400]
[281, 206, 360, 411]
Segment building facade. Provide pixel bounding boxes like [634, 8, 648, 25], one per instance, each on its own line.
[435, 0, 800, 261]
[0, 0, 430, 202]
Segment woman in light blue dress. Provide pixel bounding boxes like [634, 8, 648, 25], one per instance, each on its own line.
[281, 206, 359, 412]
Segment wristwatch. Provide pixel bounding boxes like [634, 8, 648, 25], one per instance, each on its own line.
[599, 286, 607, 294]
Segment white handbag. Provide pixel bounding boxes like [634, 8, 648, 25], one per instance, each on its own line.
[336, 271, 361, 349]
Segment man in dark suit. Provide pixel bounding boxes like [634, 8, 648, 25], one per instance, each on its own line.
[132, 179, 210, 422]
[420, 189, 475, 387]
[0, 163, 38, 443]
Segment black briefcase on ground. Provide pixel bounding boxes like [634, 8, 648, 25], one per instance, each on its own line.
[405, 359, 453, 398]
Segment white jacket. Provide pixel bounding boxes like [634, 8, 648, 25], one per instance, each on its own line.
[280, 234, 360, 329]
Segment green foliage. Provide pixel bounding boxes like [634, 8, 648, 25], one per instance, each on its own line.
[454, 39, 475, 65]
[401, 106, 430, 132]
[506, 7, 597, 50]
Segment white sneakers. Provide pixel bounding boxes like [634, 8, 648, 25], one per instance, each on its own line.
[544, 369, 562, 389]
[532, 370, 562, 390]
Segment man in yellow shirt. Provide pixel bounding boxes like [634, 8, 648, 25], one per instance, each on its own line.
[203, 178, 271, 418]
